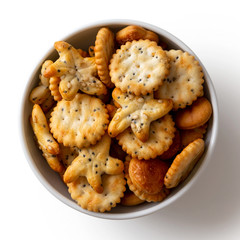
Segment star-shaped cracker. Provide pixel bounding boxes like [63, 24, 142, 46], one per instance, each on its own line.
[63, 134, 124, 193]
[108, 88, 173, 142]
[44, 41, 107, 100]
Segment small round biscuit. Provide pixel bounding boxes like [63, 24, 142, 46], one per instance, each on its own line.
[68, 174, 126, 212]
[164, 138, 205, 189]
[125, 158, 170, 202]
[109, 40, 170, 96]
[155, 50, 204, 110]
[117, 114, 175, 160]
[175, 97, 212, 129]
[95, 27, 115, 88]
[50, 93, 109, 148]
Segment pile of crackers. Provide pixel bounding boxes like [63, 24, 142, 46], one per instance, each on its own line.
[29, 25, 212, 212]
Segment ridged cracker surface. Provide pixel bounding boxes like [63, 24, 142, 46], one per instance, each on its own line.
[108, 88, 173, 142]
[117, 114, 175, 160]
[95, 27, 115, 88]
[44, 41, 107, 100]
[50, 93, 109, 148]
[109, 40, 170, 96]
[155, 50, 204, 110]
[63, 134, 124, 193]
[68, 174, 126, 212]
[164, 138, 205, 188]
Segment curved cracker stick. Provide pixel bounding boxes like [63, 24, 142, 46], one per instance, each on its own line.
[31, 104, 59, 155]
[39, 60, 53, 86]
[42, 151, 65, 173]
[29, 85, 50, 104]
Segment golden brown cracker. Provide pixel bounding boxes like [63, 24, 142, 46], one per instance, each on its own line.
[30, 104, 64, 173]
[58, 144, 78, 168]
[108, 88, 173, 142]
[68, 173, 126, 212]
[50, 93, 109, 149]
[39, 60, 53, 86]
[180, 124, 207, 148]
[117, 114, 175, 160]
[40, 92, 55, 113]
[44, 41, 107, 100]
[49, 76, 62, 101]
[95, 27, 115, 88]
[29, 85, 50, 104]
[125, 158, 170, 202]
[155, 50, 204, 110]
[164, 138, 205, 188]
[116, 25, 159, 45]
[120, 189, 145, 206]
[63, 134, 124, 193]
[175, 97, 212, 129]
[158, 130, 181, 161]
[109, 40, 170, 96]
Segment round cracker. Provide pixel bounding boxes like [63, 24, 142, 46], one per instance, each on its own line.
[164, 138, 205, 188]
[175, 97, 212, 129]
[117, 114, 175, 160]
[155, 50, 204, 110]
[67, 174, 126, 212]
[124, 158, 170, 202]
[95, 27, 115, 88]
[109, 40, 170, 96]
[50, 93, 109, 148]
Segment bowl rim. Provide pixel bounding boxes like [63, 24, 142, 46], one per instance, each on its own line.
[20, 19, 219, 220]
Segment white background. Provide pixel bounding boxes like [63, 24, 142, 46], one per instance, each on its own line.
[1, 0, 240, 239]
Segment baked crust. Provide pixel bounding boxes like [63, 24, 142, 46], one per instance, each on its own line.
[109, 40, 170, 96]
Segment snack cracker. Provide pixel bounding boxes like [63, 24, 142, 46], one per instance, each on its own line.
[63, 134, 124, 193]
[155, 50, 204, 110]
[116, 25, 159, 45]
[109, 40, 170, 95]
[50, 93, 109, 149]
[68, 173, 126, 212]
[164, 138, 205, 188]
[95, 27, 115, 88]
[44, 41, 107, 100]
[108, 88, 173, 142]
[125, 157, 170, 202]
[117, 114, 175, 160]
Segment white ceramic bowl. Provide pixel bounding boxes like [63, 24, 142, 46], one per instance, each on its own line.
[21, 19, 218, 220]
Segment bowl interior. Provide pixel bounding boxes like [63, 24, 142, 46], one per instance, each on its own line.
[21, 20, 218, 220]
